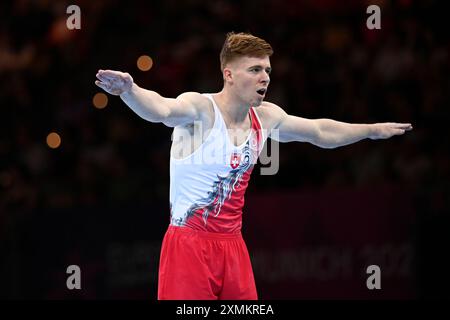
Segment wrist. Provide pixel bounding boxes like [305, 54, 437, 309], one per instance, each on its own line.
[120, 82, 136, 98]
[368, 124, 378, 139]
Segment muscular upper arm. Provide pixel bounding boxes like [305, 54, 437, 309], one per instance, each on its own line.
[260, 102, 321, 143]
[162, 92, 208, 127]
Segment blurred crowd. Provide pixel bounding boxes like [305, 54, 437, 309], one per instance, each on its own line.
[1, 0, 449, 298]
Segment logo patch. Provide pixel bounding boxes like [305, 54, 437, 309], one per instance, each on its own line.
[230, 152, 241, 169]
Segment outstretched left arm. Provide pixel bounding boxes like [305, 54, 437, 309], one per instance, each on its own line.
[301, 118, 413, 148]
[263, 103, 413, 148]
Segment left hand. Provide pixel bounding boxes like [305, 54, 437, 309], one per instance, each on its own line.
[370, 123, 413, 140]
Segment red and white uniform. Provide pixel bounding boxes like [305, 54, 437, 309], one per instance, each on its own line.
[158, 94, 266, 300]
[169, 94, 266, 233]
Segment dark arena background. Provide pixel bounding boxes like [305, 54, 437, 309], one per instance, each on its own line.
[1, 0, 449, 300]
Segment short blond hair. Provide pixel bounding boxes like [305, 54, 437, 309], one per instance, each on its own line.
[220, 32, 273, 71]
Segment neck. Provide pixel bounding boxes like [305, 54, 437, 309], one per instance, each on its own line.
[214, 89, 251, 124]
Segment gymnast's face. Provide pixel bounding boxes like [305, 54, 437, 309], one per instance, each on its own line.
[224, 55, 271, 107]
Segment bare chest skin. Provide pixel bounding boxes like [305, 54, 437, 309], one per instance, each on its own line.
[221, 112, 252, 147]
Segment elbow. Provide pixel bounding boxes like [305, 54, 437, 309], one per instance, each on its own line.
[140, 113, 164, 123]
[313, 130, 340, 149]
[321, 144, 339, 149]
[320, 138, 342, 149]
[314, 140, 339, 149]
[142, 107, 170, 123]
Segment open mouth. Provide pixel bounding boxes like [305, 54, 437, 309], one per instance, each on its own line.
[256, 88, 266, 96]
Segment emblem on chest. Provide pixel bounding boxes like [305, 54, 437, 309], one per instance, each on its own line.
[230, 152, 241, 169]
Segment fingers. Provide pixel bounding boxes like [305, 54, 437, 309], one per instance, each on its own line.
[393, 129, 406, 135]
[386, 123, 413, 131]
[97, 69, 126, 80]
[395, 123, 412, 130]
[95, 80, 109, 91]
[373, 122, 413, 139]
[95, 79, 109, 87]
[95, 69, 133, 95]
[96, 71, 116, 82]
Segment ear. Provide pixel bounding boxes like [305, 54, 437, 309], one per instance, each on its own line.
[223, 67, 233, 83]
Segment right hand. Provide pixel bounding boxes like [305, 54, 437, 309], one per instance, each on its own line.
[95, 69, 134, 96]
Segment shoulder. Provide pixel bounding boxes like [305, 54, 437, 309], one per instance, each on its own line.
[175, 91, 214, 127]
[254, 101, 288, 130]
[176, 92, 211, 111]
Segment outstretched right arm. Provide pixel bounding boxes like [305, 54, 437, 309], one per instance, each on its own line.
[95, 69, 201, 127]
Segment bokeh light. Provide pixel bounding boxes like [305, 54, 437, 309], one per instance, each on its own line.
[46, 132, 61, 149]
[137, 55, 153, 71]
[93, 92, 108, 109]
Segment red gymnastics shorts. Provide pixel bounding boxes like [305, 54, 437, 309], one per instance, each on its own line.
[158, 225, 258, 300]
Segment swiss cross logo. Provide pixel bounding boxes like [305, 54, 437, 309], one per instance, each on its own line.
[230, 152, 241, 169]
